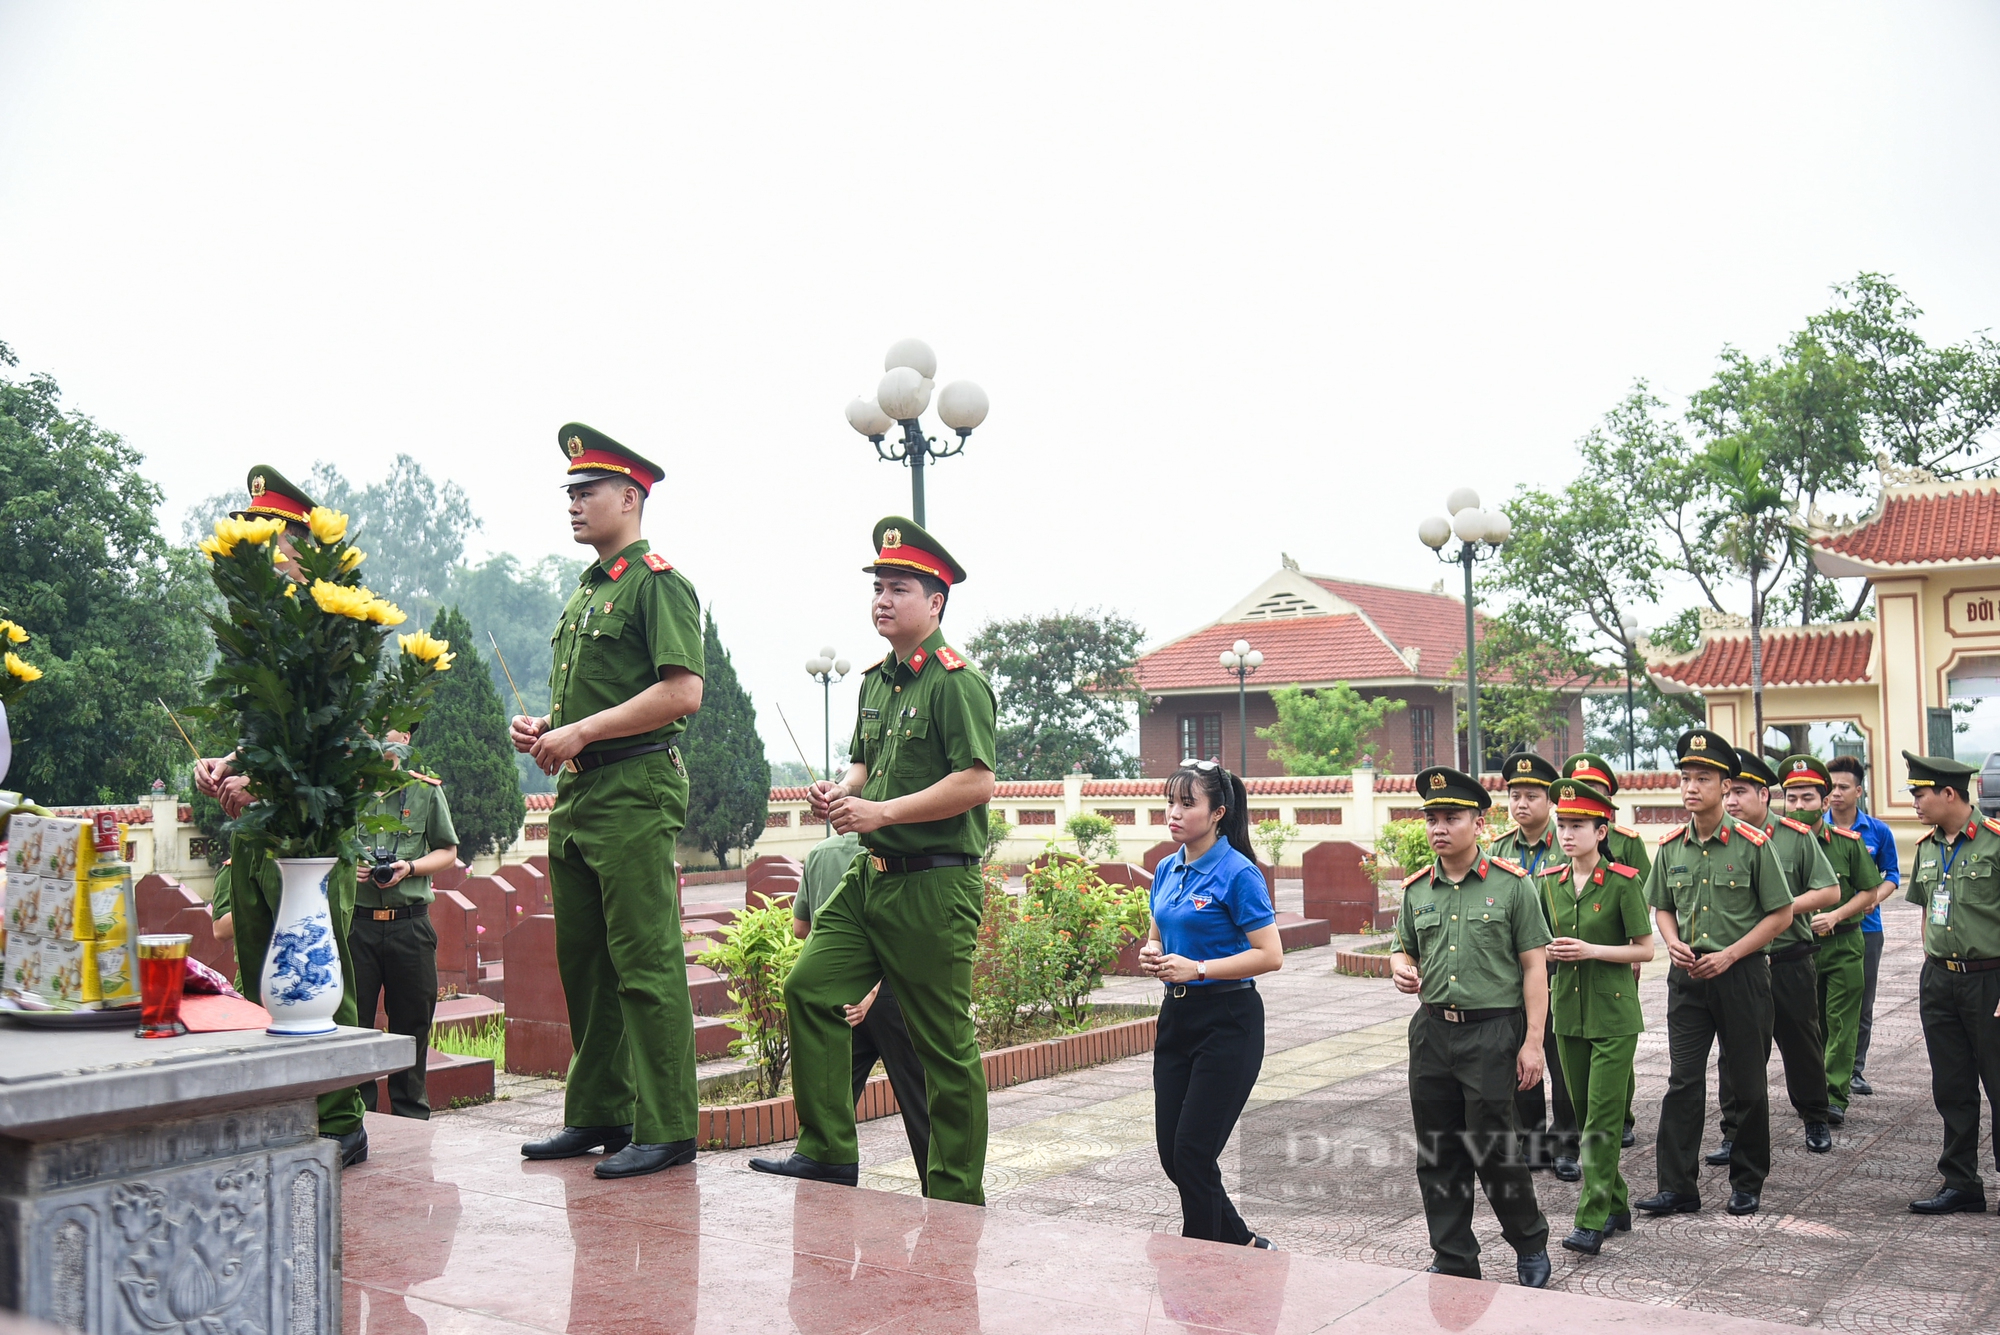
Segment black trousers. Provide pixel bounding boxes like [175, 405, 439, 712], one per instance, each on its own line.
[349, 911, 438, 1119]
[1658, 957, 1773, 1196]
[1154, 985, 1265, 1244]
[1918, 962, 2000, 1193]
[1408, 1007, 1549, 1278]
[1514, 964, 1577, 1165]
[1720, 950, 1829, 1138]
[850, 979, 932, 1194]
[1854, 930, 1884, 1076]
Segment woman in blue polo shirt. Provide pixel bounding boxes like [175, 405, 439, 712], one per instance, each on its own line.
[1138, 760, 1284, 1247]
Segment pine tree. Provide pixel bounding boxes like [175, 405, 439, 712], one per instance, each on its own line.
[417, 606, 526, 860]
[681, 608, 770, 868]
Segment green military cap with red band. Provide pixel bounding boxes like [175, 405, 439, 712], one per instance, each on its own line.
[864, 515, 968, 587]
[1779, 754, 1832, 789]
[231, 465, 316, 525]
[558, 422, 663, 495]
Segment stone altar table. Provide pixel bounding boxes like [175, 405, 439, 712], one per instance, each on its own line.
[0, 1024, 411, 1334]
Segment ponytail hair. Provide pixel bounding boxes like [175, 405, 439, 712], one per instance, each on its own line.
[1165, 762, 1257, 862]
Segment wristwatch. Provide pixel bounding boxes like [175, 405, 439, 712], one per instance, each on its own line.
[1197, 959, 1207, 982]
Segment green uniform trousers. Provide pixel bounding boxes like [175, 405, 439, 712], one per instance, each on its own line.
[1556, 1033, 1638, 1230]
[349, 913, 439, 1119]
[229, 846, 367, 1138]
[547, 751, 698, 1144]
[1816, 929, 1866, 1116]
[1721, 951, 1829, 1139]
[784, 859, 987, 1205]
[1658, 958, 1772, 1196]
[1407, 1008, 1550, 1279]
[1918, 961, 2000, 1193]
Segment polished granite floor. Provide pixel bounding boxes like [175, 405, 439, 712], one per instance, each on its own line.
[343, 1113, 1803, 1334]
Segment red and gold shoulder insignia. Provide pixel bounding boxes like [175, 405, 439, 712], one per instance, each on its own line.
[1539, 863, 1569, 877]
[1613, 822, 1638, 838]
[410, 770, 443, 786]
[642, 553, 672, 572]
[936, 645, 967, 671]
[1780, 816, 1816, 836]
[606, 556, 629, 581]
[1610, 862, 1639, 878]
[1734, 822, 1769, 846]
[1832, 825, 1863, 841]
[908, 647, 928, 674]
[1660, 824, 1689, 844]
[1489, 855, 1526, 876]
[864, 656, 886, 674]
[1402, 867, 1432, 888]
[1984, 818, 2000, 838]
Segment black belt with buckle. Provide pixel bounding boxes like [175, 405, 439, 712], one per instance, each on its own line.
[1929, 955, 2000, 974]
[1422, 1004, 1521, 1025]
[1832, 921, 1863, 936]
[566, 741, 678, 775]
[1770, 940, 1821, 964]
[365, 902, 429, 922]
[868, 853, 978, 874]
[1166, 979, 1257, 999]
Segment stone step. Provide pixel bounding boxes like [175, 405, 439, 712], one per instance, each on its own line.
[371, 1048, 494, 1111]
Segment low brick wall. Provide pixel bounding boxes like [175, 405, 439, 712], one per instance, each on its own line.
[1335, 936, 1397, 977]
[697, 1012, 1160, 1150]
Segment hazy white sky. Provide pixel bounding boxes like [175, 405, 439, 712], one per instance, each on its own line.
[4, 3, 1998, 765]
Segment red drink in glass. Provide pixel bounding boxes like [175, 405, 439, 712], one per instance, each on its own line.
[137, 934, 191, 1038]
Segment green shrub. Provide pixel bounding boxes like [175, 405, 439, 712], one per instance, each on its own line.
[1064, 812, 1120, 862]
[971, 856, 1150, 1043]
[431, 1014, 505, 1065]
[984, 813, 1014, 863]
[697, 900, 803, 1099]
[1374, 819, 1436, 883]
[1254, 818, 1299, 869]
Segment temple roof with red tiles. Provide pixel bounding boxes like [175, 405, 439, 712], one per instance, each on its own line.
[1810, 477, 2000, 577]
[1646, 623, 1875, 693]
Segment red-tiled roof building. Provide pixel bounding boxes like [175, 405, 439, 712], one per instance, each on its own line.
[1131, 567, 1591, 778]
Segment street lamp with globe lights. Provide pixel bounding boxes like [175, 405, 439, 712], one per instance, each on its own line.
[1218, 640, 1263, 775]
[805, 648, 851, 828]
[844, 338, 989, 527]
[1617, 610, 1642, 771]
[1418, 489, 1513, 778]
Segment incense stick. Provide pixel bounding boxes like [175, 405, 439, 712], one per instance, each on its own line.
[488, 632, 530, 719]
[773, 702, 820, 786]
[156, 698, 202, 760]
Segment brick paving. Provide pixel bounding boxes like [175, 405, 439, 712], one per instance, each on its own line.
[443, 892, 2000, 1329]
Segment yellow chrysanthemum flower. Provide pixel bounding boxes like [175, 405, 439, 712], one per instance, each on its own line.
[5, 652, 41, 683]
[284, 585, 297, 598]
[308, 506, 348, 545]
[0, 620, 26, 644]
[397, 630, 451, 663]
[339, 548, 365, 572]
[433, 650, 454, 672]
[364, 599, 408, 627]
[309, 579, 375, 619]
[198, 535, 225, 560]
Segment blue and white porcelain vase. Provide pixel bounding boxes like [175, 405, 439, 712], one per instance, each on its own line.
[260, 856, 344, 1035]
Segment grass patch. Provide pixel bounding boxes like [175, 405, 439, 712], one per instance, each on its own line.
[432, 1015, 505, 1065]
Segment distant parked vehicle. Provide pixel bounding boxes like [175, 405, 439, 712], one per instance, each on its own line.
[1983, 753, 2000, 819]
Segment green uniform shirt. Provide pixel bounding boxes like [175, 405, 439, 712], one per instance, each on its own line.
[548, 540, 705, 755]
[1810, 818, 1884, 922]
[1394, 854, 1554, 1010]
[356, 776, 460, 909]
[1645, 814, 1793, 953]
[795, 832, 862, 926]
[1758, 811, 1839, 952]
[1607, 824, 1653, 882]
[210, 861, 236, 919]
[1904, 815, 2000, 961]
[1488, 823, 1560, 878]
[1539, 861, 1650, 1037]
[846, 627, 998, 859]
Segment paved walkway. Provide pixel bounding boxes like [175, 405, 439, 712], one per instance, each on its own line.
[451, 897, 1998, 1329]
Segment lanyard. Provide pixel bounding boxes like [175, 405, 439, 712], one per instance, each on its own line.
[1520, 837, 1550, 876]
[1942, 835, 1967, 879]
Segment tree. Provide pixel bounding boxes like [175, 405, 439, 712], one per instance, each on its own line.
[444, 552, 587, 794]
[417, 606, 525, 860]
[1256, 682, 1406, 775]
[681, 608, 769, 868]
[308, 455, 480, 620]
[967, 610, 1145, 780]
[0, 341, 214, 803]
[1449, 620, 1598, 760]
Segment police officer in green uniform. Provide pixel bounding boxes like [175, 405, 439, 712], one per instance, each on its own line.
[351, 728, 460, 1119]
[1710, 748, 1841, 1163]
[1776, 755, 1883, 1129]
[751, 518, 998, 1205]
[1390, 766, 1554, 1287]
[1539, 779, 1655, 1256]
[1637, 729, 1796, 1218]
[1562, 752, 1653, 1149]
[1901, 752, 2000, 1215]
[1490, 750, 1577, 1180]
[194, 465, 371, 1166]
[509, 425, 706, 1180]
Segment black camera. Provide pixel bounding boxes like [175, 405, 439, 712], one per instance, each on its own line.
[368, 853, 402, 887]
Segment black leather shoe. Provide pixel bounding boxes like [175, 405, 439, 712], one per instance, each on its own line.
[1805, 1122, 1833, 1153]
[1851, 1073, 1874, 1096]
[1552, 1156, 1582, 1183]
[1607, 1211, 1632, 1232]
[1622, 1125, 1636, 1148]
[1561, 1227, 1604, 1255]
[1826, 1106, 1846, 1127]
[1910, 1186, 1988, 1215]
[1727, 1190, 1760, 1216]
[1704, 1140, 1734, 1167]
[322, 1127, 368, 1168]
[1516, 1250, 1552, 1288]
[595, 1139, 696, 1179]
[748, 1152, 859, 1186]
[522, 1125, 633, 1160]
[1635, 1191, 1700, 1215]
[1248, 1235, 1276, 1250]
